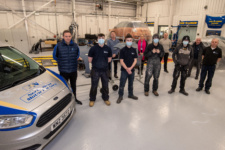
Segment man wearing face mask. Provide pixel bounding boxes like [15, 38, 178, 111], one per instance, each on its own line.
[88, 33, 112, 107]
[187, 37, 205, 79]
[196, 38, 222, 94]
[168, 35, 193, 96]
[117, 34, 138, 104]
[144, 34, 164, 96]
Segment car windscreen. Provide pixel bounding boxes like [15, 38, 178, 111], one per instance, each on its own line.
[0, 47, 45, 91]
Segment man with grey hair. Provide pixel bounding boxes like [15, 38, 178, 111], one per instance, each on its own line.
[187, 37, 205, 79]
[196, 38, 222, 94]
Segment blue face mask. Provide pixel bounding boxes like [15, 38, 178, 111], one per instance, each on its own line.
[183, 41, 189, 45]
[153, 38, 159, 43]
[98, 39, 105, 45]
[126, 42, 132, 46]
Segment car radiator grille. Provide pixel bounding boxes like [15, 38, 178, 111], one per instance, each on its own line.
[36, 93, 72, 127]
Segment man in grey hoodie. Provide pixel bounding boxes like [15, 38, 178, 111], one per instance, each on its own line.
[168, 35, 193, 96]
[144, 34, 164, 96]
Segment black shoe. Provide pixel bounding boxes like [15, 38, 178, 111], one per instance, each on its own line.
[138, 71, 140, 74]
[187, 74, 190, 77]
[114, 74, 118, 78]
[179, 89, 188, 96]
[164, 70, 169, 73]
[141, 72, 143, 75]
[195, 76, 198, 80]
[128, 95, 138, 100]
[109, 77, 112, 80]
[76, 99, 82, 105]
[168, 89, 175, 94]
[117, 97, 123, 104]
[196, 87, 202, 91]
[153, 91, 159, 96]
[205, 90, 210, 94]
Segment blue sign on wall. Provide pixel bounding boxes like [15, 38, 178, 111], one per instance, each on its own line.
[205, 15, 225, 28]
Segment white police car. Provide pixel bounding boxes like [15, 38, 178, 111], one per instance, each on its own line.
[0, 42, 75, 150]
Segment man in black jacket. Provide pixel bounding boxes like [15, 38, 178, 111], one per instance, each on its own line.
[187, 38, 204, 79]
[196, 38, 222, 94]
[144, 34, 164, 96]
[168, 35, 193, 96]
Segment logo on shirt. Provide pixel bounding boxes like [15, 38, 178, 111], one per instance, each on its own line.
[131, 53, 135, 55]
[213, 51, 218, 55]
[104, 51, 108, 53]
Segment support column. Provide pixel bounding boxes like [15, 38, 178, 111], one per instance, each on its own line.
[22, 0, 31, 49]
[154, 14, 159, 34]
[108, 2, 111, 35]
[168, 0, 173, 32]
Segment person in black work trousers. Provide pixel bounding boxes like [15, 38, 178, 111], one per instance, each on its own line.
[117, 33, 138, 103]
[88, 33, 112, 107]
[144, 34, 164, 96]
[168, 35, 193, 96]
[196, 38, 222, 94]
[53, 30, 82, 105]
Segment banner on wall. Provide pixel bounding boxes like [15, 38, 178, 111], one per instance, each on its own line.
[145, 22, 154, 26]
[179, 21, 198, 26]
[205, 15, 225, 28]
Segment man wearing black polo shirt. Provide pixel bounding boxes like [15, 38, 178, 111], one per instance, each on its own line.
[88, 33, 112, 107]
[196, 38, 222, 94]
[117, 34, 138, 104]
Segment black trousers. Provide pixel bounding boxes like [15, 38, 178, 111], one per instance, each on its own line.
[164, 53, 169, 71]
[60, 71, 77, 99]
[90, 69, 109, 101]
[108, 60, 118, 75]
[198, 65, 216, 90]
[171, 65, 188, 90]
[188, 59, 201, 78]
[138, 60, 145, 73]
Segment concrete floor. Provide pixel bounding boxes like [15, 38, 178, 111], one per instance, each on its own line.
[34, 52, 225, 150]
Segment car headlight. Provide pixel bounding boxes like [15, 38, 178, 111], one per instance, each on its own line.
[0, 114, 33, 129]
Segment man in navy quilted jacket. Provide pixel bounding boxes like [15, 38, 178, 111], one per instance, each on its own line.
[53, 30, 82, 105]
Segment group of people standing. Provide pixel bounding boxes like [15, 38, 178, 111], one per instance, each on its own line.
[53, 30, 222, 107]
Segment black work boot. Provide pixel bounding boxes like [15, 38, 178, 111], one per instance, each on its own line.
[205, 90, 210, 94]
[117, 96, 123, 104]
[128, 95, 138, 100]
[114, 74, 118, 78]
[76, 99, 82, 105]
[168, 89, 175, 94]
[196, 87, 202, 92]
[179, 89, 188, 96]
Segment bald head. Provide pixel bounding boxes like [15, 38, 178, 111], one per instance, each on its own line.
[195, 37, 201, 45]
[211, 38, 219, 48]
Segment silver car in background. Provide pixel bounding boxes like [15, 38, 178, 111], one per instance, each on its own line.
[0, 42, 76, 150]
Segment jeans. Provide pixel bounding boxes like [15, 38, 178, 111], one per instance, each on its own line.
[164, 53, 169, 71]
[144, 59, 161, 92]
[171, 65, 188, 90]
[89, 69, 109, 101]
[60, 71, 77, 99]
[118, 70, 135, 97]
[188, 59, 201, 78]
[198, 65, 216, 90]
